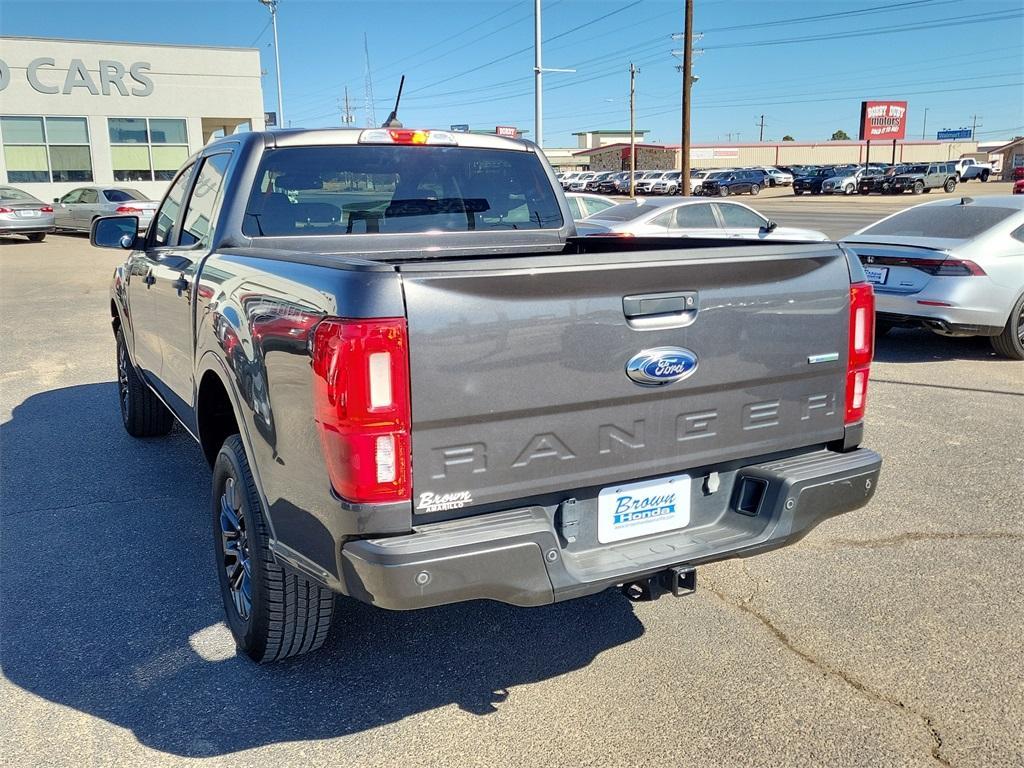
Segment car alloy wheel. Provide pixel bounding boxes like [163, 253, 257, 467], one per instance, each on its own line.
[219, 476, 253, 622]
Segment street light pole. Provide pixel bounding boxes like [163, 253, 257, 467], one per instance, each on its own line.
[260, 0, 284, 128]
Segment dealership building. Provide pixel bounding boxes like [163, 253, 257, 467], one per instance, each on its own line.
[0, 36, 265, 202]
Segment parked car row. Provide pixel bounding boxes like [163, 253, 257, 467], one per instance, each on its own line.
[0, 184, 158, 242]
[556, 165, 796, 198]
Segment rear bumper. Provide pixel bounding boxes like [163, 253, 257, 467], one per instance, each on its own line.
[875, 284, 1011, 335]
[339, 447, 881, 610]
[0, 220, 55, 234]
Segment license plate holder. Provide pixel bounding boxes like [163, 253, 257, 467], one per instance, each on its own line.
[17, 210, 40, 218]
[864, 266, 889, 285]
[597, 474, 691, 544]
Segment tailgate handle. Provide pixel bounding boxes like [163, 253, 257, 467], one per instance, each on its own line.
[622, 291, 698, 318]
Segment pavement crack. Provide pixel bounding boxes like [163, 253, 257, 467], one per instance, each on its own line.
[706, 583, 951, 766]
[2, 495, 183, 518]
[807, 530, 1024, 550]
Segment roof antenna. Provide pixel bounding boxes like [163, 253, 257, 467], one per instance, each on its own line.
[382, 75, 405, 128]
[960, 196, 973, 205]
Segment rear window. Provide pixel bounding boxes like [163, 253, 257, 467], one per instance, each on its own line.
[242, 145, 563, 237]
[104, 188, 145, 202]
[859, 205, 1018, 239]
[589, 202, 655, 222]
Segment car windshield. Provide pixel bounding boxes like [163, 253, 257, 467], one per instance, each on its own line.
[905, 165, 928, 174]
[242, 145, 563, 236]
[104, 189, 146, 202]
[709, 171, 730, 179]
[858, 204, 1018, 239]
[0, 187, 40, 203]
[589, 202, 657, 222]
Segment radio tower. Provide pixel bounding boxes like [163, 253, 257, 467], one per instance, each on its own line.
[363, 33, 377, 127]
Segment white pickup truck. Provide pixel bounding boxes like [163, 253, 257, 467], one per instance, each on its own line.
[953, 157, 993, 182]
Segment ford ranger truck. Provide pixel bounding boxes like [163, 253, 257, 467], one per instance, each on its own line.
[93, 128, 882, 663]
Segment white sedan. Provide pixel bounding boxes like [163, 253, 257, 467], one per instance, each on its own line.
[575, 197, 828, 241]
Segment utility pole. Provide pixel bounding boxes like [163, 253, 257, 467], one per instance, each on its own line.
[679, 0, 694, 194]
[534, 0, 543, 148]
[629, 62, 638, 198]
[970, 114, 981, 140]
[758, 114, 766, 142]
[259, 0, 284, 128]
[921, 107, 929, 140]
[341, 86, 354, 125]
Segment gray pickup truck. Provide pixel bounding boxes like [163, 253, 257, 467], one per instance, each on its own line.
[93, 128, 882, 663]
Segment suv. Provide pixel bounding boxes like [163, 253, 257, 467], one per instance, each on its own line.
[651, 171, 683, 195]
[883, 163, 957, 195]
[634, 171, 670, 194]
[793, 167, 839, 195]
[701, 170, 767, 197]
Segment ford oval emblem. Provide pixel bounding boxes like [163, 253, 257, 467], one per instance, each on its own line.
[625, 347, 698, 386]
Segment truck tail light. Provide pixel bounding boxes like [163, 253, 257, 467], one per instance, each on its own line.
[846, 282, 874, 425]
[310, 317, 411, 503]
[358, 128, 457, 146]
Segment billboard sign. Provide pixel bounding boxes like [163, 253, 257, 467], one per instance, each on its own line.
[264, 111, 277, 127]
[937, 128, 973, 141]
[495, 125, 518, 138]
[859, 100, 908, 140]
[450, 124, 469, 132]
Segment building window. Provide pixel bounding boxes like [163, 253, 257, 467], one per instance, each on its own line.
[0, 116, 93, 183]
[109, 117, 189, 182]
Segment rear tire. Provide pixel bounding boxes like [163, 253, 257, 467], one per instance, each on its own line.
[990, 294, 1024, 360]
[116, 329, 173, 437]
[943, 178, 957, 193]
[981, 170, 990, 182]
[718, 187, 729, 197]
[750, 184, 760, 196]
[26, 233, 46, 242]
[793, 189, 803, 196]
[214, 435, 335, 662]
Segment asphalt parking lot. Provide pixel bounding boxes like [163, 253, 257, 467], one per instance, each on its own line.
[2, 193, 1022, 767]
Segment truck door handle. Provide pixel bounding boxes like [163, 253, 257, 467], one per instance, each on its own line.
[623, 291, 699, 330]
[143, 272, 156, 286]
[623, 291, 699, 317]
[173, 276, 190, 293]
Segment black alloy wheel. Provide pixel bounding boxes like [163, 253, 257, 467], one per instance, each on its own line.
[219, 475, 253, 622]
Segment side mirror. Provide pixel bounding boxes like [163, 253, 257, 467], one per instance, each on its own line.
[764, 219, 778, 232]
[53, 197, 60, 203]
[91, 215, 140, 250]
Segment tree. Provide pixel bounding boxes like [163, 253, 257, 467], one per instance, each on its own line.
[831, 129, 851, 141]
[782, 135, 795, 141]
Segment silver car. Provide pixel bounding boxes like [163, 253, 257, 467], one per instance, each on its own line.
[564, 192, 617, 222]
[53, 186, 158, 233]
[0, 186, 54, 242]
[574, 197, 828, 241]
[842, 196, 1024, 359]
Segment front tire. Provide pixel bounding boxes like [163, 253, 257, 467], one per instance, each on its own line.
[990, 294, 1024, 360]
[214, 435, 335, 662]
[750, 184, 760, 196]
[718, 186, 729, 197]
[844, 184, 854, 195]
[26, 233, 46, 242]
[912, 181, 925, 195]
[116, 329, 173, 437]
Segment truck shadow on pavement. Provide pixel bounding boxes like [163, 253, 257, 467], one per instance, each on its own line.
[873, 328, 1003, 363]
[0, 382, 645, 757]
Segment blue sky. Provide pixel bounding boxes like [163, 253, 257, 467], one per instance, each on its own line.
[2, 0, 1022, 146]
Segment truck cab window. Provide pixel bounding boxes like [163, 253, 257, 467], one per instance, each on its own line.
[150, 163, 195, 247]
[180, 154, 231, 247]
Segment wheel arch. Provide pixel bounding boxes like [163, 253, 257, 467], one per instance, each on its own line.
[196, 365, 242, 468]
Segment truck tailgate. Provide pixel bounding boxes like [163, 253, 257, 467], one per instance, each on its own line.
[399, 243, 850, 514]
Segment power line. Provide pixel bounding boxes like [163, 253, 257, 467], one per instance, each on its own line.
[701, 0, 953, 34]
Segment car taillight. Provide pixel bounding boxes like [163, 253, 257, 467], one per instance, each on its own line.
[846, 282, 874, 425]
[310, 317, 411, 503]
[40, 206, 53, 213]
[0, 207, 13, 214]
[116, 206, 143, 214]
[859, 255, 986, 276]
